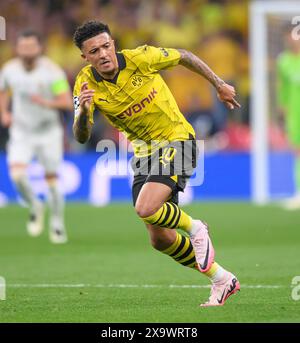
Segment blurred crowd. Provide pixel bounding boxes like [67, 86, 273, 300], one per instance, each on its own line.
[0, 0, 252, 152]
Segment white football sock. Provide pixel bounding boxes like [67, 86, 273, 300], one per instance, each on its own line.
[13, 174, 40, 210]
[48, 182, 65, 230]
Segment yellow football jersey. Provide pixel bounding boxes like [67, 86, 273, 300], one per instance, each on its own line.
[73, 45, 195, 157]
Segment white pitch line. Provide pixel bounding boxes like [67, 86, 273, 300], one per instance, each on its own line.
[7, 283, 284, 289]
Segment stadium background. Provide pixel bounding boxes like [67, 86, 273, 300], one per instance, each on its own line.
[0, 0, 299, 324]
[0, 0, 294, 204]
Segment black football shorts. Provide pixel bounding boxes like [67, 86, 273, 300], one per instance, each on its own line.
[131, 138, 198, 206]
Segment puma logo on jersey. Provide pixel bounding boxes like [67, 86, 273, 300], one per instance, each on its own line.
[160, 47, 169, 57]
[116, 88, 158, 120]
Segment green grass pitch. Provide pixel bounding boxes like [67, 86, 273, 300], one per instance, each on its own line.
[0, 202, 299, 323]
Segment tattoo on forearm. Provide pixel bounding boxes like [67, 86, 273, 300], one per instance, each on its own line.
[178, 49, 225, 90]
[78, 112, 88, 126]
[73, 113, 91, 143]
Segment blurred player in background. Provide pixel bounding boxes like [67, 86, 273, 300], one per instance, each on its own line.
[0, 30, 73, 243]
[277, 27, 300, 210]
[73, 21, 241, 306]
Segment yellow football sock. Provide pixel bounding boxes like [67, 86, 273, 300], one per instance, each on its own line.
[203, 262, 219, 278]
[203, 262, 227, 282]
[142, 202, 192, 232]
[161, 231, 197, 269]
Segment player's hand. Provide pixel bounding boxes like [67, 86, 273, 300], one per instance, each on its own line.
[79, 82, 95, 115]
[217, 83, 241, 110]
[0, 111, 12, 128]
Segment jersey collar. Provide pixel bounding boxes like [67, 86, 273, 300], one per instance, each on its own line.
[91, 52, 126, 83]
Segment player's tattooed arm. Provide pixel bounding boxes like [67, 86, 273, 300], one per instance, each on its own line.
[73, 82, 95, 144]
[73, 110, 93, 144]
[178, 49, 225, 90]
[177, 49, 240, 109]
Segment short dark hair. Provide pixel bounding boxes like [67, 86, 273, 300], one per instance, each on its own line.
[73, 20, 111, 49]
[17, 29, 42, 43]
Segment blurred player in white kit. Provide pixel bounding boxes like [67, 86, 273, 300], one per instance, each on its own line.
[0, 29, 73, 243]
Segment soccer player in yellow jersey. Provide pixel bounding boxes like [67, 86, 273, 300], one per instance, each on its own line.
[72, 21, 241, 306]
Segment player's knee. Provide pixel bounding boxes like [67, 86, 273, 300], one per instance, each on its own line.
[135, 202, 158, 218]
[10, 167, 26, 183]
[45, 174, 58, 187]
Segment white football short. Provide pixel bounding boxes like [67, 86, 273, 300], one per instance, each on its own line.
[7, 126, 63, 174]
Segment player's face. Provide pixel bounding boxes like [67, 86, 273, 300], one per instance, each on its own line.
[16, 36, 42, 63]
[81, 32, 118, 76]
